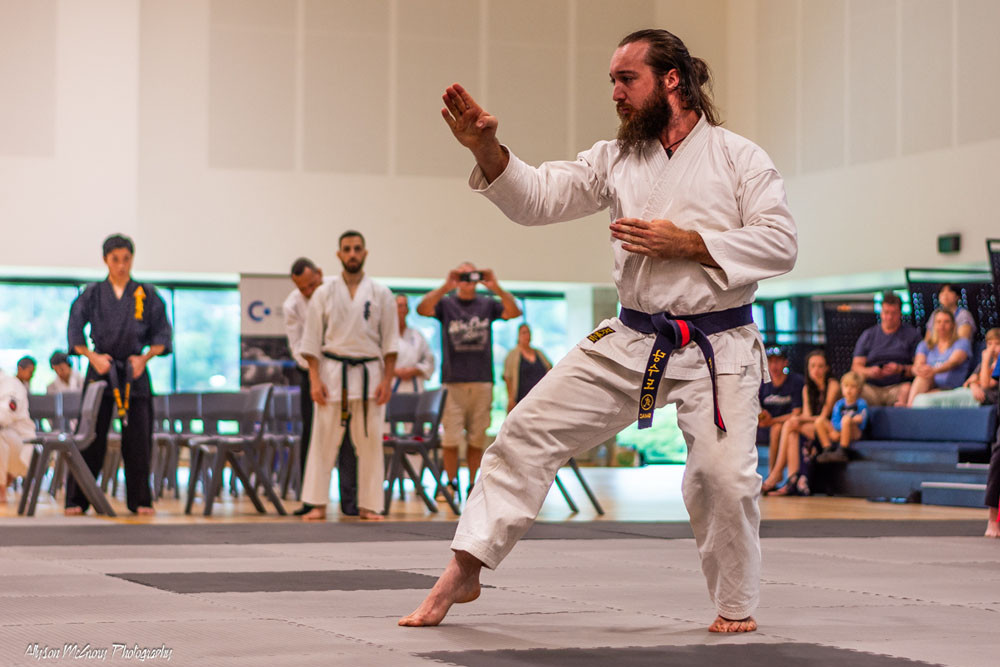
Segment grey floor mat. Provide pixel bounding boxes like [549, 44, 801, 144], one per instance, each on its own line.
[110, 569, 446, 593]
[420, 643, 943, 667]
[0, 519, 986, 547]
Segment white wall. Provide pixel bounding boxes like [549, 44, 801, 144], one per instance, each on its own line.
[727, 0, 1000, 296]
[4, 0, 991, 298]
[0, 0, 723, 285]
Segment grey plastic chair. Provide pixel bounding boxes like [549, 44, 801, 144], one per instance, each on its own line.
[553, 458, 605, 515]
[382, 388, 459, 515]
[19, 381, 116, 517]
[184, 384, 286, 516]
[262, 386, 301, 500]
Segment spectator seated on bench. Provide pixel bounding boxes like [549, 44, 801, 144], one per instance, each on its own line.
[906, 309, 972, 407]
[912, 327, 999, 408]
[815, 370, 869, 464]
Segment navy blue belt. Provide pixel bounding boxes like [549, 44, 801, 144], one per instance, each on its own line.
[323, 352, 378, 435]
[619, 304, 753, 431]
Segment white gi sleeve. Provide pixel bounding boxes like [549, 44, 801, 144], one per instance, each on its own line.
[282, 291, 308, 369]
[469, 144, 613, 226]
[300, 289, 325, 362]
[699, 165, 798, 291]
[414, 332, 435, 380]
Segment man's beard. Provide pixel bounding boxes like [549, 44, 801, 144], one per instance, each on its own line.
[616, 80, 673, 154]
[341, 259, 364, 274]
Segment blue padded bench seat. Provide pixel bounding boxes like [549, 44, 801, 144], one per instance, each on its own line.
[866, 406, 997, 443]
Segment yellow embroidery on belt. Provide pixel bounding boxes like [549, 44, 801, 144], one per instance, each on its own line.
[134, 286, 146, 320]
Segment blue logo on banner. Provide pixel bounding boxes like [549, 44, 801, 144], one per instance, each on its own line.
[248, 300, 272, 322]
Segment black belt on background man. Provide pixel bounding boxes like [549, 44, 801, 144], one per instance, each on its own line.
[105, 359, 132, 428]
[322, 352, 378, 435]
[619, 304, 754, 432]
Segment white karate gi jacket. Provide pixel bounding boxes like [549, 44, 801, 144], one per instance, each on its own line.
[283, 277, 335, 371]
[299, 276, 399, 401]
[471, 114, 797, 381]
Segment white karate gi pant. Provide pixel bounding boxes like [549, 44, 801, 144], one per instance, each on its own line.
[1, 430, 31, 482]
[302, 399, 385, 514]
[451, 346, 763, 618]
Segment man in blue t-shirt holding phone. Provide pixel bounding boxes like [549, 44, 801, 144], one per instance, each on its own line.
[417, 262, 521, 495]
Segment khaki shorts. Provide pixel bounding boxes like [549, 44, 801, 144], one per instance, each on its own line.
[861, 383, 905, 406]
[441, 382, 493, 450]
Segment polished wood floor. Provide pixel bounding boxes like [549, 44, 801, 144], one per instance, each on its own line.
[2, 465, 985, 525]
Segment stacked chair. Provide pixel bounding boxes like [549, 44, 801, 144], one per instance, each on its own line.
[184, 383, 287, 516]
[382, 388, 460, 515]
[19, 382, 115, 516]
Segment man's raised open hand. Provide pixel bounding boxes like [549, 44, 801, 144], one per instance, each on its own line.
[441, 84, 508, 183]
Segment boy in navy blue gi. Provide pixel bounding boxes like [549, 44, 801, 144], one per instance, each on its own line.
[65, 234, 172, 515]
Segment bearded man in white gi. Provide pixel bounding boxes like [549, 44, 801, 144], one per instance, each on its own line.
[400, 29, 797, 632]
[299, 231, 399, 521]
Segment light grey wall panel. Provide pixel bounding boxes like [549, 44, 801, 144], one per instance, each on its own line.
[956, 0, 1000, 144]
[800, 0, 844, 173]
[574, 0, 656, 151]
[847, 0, 896, 165]
[487, 0, 570, 165]
[0, 0, 56, 156]
[395, 0, 481, 178]
[755, 0, 798, 175]
[208, 0, 295, 169]
[302, 0, 389, 173]
[900, 0, 952, 156]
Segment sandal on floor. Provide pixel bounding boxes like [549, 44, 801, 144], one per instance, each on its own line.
[761, 479, 779, 496]
[771, 473, 801, 496]
[796, 474, 811, 497]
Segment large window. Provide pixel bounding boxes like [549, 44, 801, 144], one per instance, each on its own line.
[171, 288, 240, 391]
[0, 279, 239, 394]
[0, 282, 81, 394]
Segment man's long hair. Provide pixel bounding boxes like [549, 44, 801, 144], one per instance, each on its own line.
[618, 29, 721, 126]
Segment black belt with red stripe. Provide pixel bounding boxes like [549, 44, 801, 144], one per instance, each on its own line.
[619, 304, 754, 431]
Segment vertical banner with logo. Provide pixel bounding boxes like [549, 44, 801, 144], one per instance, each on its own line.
[239, 274, 298, 387]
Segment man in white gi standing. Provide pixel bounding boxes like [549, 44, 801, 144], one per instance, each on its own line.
[400, 29, 797, 632]
[299, 231, 399, 521]
[284, 258, 360, 516]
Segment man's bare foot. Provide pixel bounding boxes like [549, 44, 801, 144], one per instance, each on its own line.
[709, 615, 757, 633]
[302, 507, 326, 521]
[136, 506, 155, 516]
[64, 506, 84, 516]
[360, 508, 385, 521]
[398, 551, 483, 627]
[986, 521, 1000, 538]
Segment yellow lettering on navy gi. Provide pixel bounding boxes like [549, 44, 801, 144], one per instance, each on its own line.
[586, 326, 615, 343]
[134, 286, 145, 321]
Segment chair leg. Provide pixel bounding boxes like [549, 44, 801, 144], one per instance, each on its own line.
[203, 448, 227, 516]
[47, 453, 66, 497]
[553, 473, 579, 513]
[420, 449, 460, 515]
[227, 450, 266, 513]
[184, 447, 203, 515]
[401, 453, 437, 513]
[171, 442, 182, 499]
[62, 446, 116, 517]
[18, 447, 42, 516]
[568, 458, 604, 515]
[247, 449, 286, 515]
